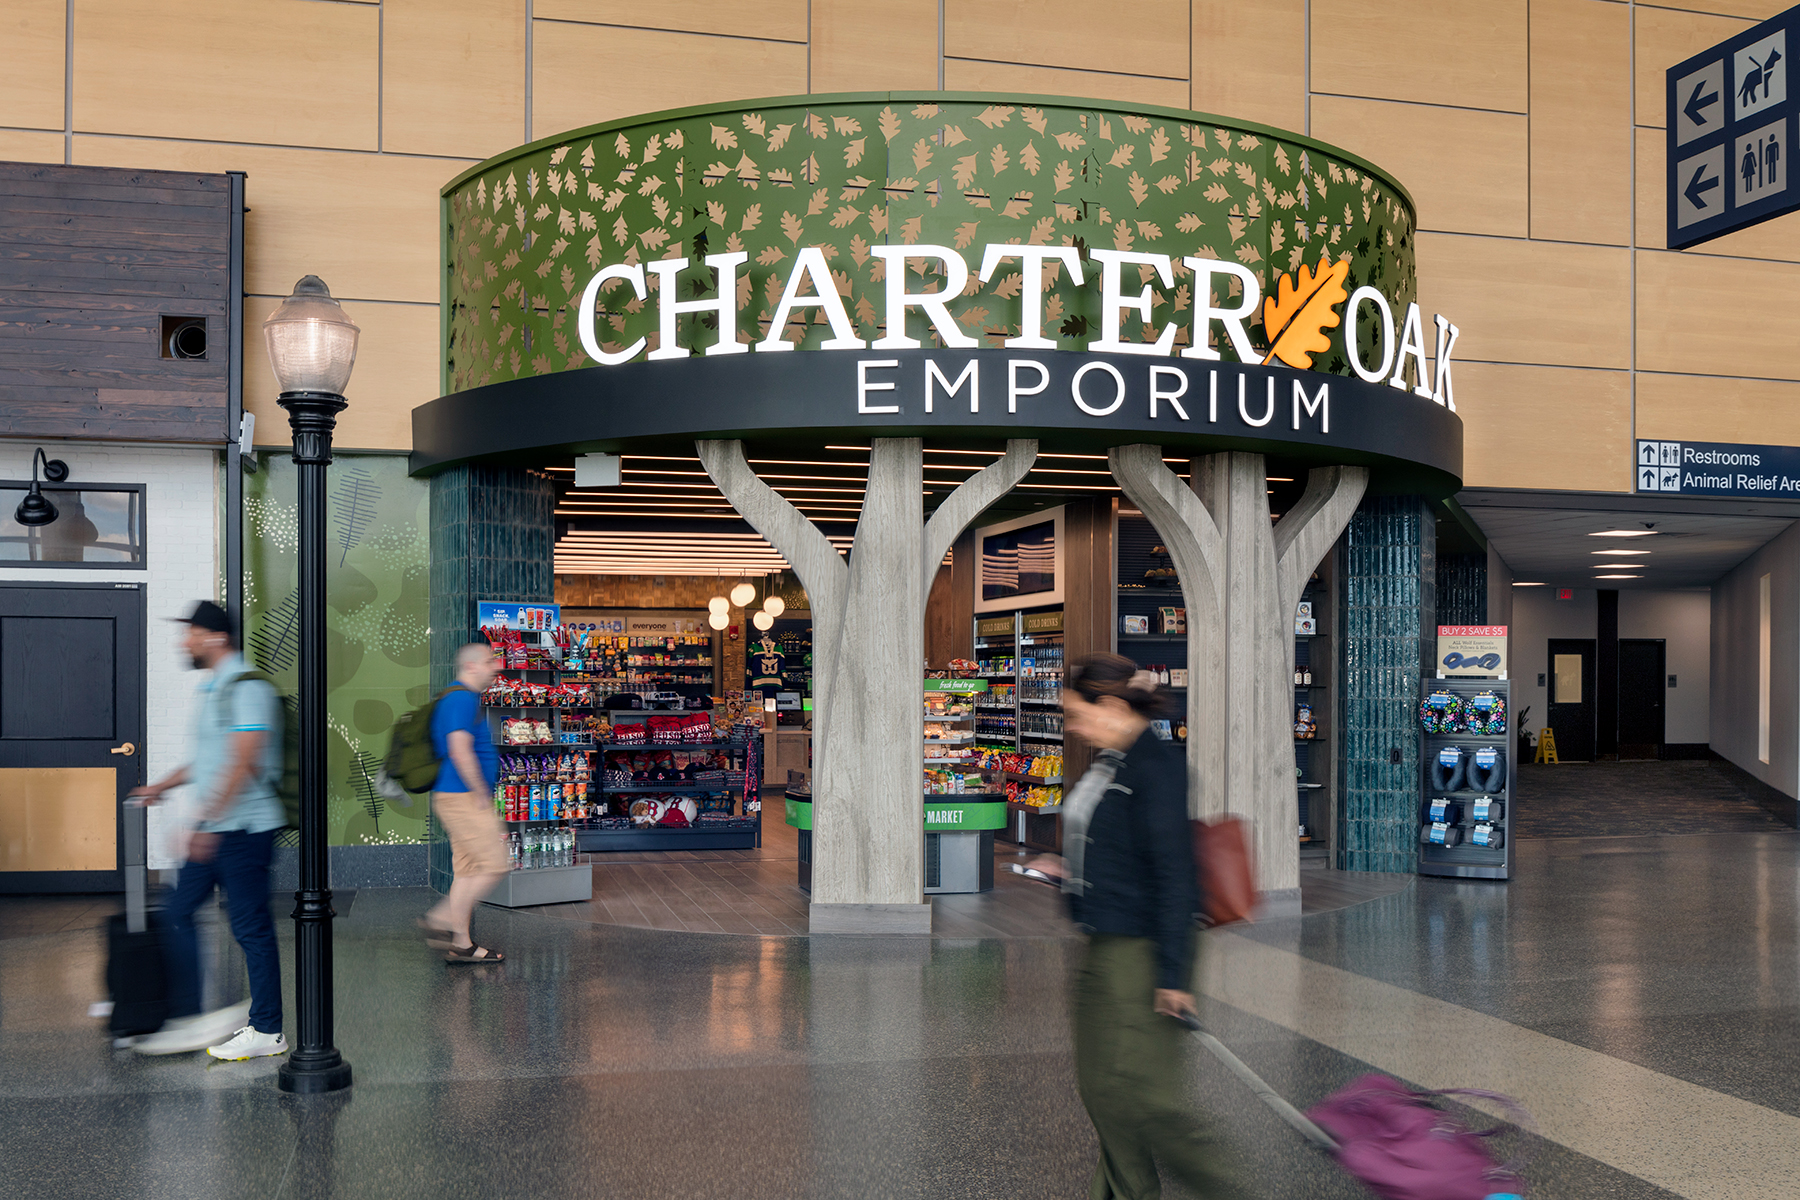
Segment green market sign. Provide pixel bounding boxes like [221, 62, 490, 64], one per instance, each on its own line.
[784, 795, 1007, 831]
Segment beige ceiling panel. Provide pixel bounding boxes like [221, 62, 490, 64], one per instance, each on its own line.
[1634, 5, 1753, 128]
[0, 130, 66, 165]
[0, 0, 66, 131]
[1634, 127, 1800, 261]
[1310, 96, 1526, 237]
[72, 136, 466, 304]
[942, 59, 1189, 110]
[1454, 361, 1631, 492]
[532, 23, 807, 139]
[1637, 249, 1800, 380]
[946, 0, 1188, 81]
[1191, 0, 1306, 132]
[534, 0, 807, 42]
[1530, 0, 1630, 246]
[384, 0, 527, 161]
[73, 0, 379, 149]
[1311, 0, 1527, 113]
[1637, 371, 1800, 446]
[810, 0, 940, 93]
[1416, 233, 1630, 369]
[244, 296, 437, 452]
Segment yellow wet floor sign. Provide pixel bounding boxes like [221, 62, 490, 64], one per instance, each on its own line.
[1535, 727, 1560, 764]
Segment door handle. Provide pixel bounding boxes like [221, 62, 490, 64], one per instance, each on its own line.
[110, 743, 136, 756]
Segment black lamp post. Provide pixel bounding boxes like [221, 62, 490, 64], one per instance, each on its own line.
[265, 275, 358, 1095]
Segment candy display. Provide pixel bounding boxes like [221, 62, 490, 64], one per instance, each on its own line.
[976, 749, 1063, 780]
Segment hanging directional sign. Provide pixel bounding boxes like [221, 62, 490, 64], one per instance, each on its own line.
[1635, 438, 1800, 498]
[1668, 5, 1800, 248]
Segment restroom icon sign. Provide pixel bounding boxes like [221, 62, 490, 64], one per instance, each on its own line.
[1637, 441, 1683, 491]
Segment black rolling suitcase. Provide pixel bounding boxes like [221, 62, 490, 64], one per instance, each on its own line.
[106, 799, 167, 1038]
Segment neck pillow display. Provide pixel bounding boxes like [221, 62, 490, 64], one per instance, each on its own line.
[1420, 821, 1462, 847]
[1420, 690, 1464, 734]
[1426, 797, 1463, 825]
[1468, 746, 1506, 793]
[1429, 745, 1467, 793]
[1470, 824, 1505, 849]
[1465, 690, 1507, 736]
[1470, 796, 1505, 823]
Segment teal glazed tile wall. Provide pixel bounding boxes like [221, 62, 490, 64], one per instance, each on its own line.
[1337, 497, 1436, 873]
[426, 464, 556, 893]
[1437, 552, 1487, 626]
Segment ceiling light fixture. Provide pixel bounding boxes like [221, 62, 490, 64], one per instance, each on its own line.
[1592, 549, 1651, 556]
[1594, 574, 1642, 579]
[1512, 581, 1546, 587]
[1588, 530, 1658, 538]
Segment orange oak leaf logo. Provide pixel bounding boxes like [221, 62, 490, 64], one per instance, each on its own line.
[1261, 256, 1351, 370]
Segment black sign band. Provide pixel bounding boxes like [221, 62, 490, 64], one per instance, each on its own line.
[411, 349, 1462, 494]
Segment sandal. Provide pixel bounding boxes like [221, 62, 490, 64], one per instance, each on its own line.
[444, 943, 504, 964]
[415, 918, 454, 949]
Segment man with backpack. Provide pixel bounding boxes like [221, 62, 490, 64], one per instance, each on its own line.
[128, 600, 287, 1060]
[417, 642, 508, 963]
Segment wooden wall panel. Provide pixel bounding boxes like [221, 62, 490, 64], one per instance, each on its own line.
[1309, 96, 1527, 237]
[810, 0, 940, 93]
[0, 161, 230, 443]
[0, 131, 65, 165]
[1530, 0, 1631, 246]
[73, 136, 463, 305]
[1454, 362, 1632, 492]
[1191, 0, 1306, 132]
[1637, 249, 1800, 381]
[1416, 233, 1630, 369]
[383, 0, 528, 161]
[1634, 128, 1800, 261]
[1312, 0, 1527, 113]
[941, 59, 1189, 109]
[0, 0, 66, 132]
[946, 0, 1189, 81]
[1061, 498, 1114, 783]
[535, 0, 808, 43]
[1637, 372, 1800, 446]
[242, 296, 437, 452]
[531, 23, 807, 139]
[1634, 6, 1753, 129]
[72, 0, 379, 150]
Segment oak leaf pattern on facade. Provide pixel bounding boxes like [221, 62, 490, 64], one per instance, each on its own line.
[1261, 256, 1352, 370]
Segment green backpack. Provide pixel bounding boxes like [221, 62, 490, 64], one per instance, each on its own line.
[227, 669, 301, 830]
[383, 688, 457, 795]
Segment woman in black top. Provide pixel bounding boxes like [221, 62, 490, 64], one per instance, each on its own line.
[1032, 654, 1245, 1200]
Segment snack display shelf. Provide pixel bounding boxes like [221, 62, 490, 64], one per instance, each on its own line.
[605, 784, 738, 795]
[502, 741, 595, 751]
[1001, 772, 1062, 785]
[581, 726, 763, 853]
[923, 756, 980, 764]
[924, 713, 975, 721]
[924, 735, 976, 744]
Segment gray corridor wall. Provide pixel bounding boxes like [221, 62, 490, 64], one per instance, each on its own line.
[1711, 523, 1800, 801]
[1512, 588, 1599, 743]
[1487, 545, 1514, 633]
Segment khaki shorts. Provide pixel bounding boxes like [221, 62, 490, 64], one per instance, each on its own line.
[433, 790, 509, 877]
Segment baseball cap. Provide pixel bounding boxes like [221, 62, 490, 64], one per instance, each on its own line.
[174, 599, 234, 637]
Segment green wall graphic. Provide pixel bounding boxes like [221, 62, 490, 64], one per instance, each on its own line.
[244, 453, 432, 846]
[443, 92, 1417, 394]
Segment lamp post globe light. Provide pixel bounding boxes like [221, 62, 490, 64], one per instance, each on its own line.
[264, 275, 358, 1095]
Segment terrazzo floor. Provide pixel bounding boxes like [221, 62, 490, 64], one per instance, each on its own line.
[2, 765, 1795, 1199]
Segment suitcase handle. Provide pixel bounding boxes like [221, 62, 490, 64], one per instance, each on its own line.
[1173, 1012, 1340, 1154]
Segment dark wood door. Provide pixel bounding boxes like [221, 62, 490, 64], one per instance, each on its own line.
[1617, 639, 1667, 758]
[1546, 638, 1596, 762]
[0, 582, 145, 892]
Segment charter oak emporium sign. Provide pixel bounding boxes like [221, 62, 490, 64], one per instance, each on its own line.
[415, 94, 1463, 492]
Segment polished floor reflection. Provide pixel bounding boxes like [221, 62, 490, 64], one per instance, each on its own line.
[1, 787, 1795, 1198]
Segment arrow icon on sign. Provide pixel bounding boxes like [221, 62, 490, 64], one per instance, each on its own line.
[1641, 468, 1658, 489]
[1686, 164, 1721, 209]
[1685, 79, 1720, 126]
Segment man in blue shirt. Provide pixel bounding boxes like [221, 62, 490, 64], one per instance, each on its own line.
[130, 601, 287, 1060]
[419, 642, 507, 963]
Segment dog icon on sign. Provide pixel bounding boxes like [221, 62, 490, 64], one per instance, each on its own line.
[1659, 467, 1682, 491]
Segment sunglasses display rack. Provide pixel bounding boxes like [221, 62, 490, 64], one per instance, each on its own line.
[1417, 677, 1514, 881]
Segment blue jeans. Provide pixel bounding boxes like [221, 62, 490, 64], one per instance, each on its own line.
[164, 829, 282, 1035]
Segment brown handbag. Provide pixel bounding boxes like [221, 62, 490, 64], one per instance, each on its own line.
[1192, 816, 1258, 926]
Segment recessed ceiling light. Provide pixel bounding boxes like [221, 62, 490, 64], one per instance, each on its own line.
[1593, 548, 1651, 556]
[1266, 476, 1294, 482]
[1512, 581, 1546, 587]
[1589, 530, 1658, 537]
[1594, 574, 1642, 579]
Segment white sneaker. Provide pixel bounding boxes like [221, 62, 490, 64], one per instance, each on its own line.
[132, 1003, 251, 1056]
[207, 1026, 288, 1060]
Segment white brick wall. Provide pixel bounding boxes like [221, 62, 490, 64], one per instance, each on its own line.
[0, 439, 219, 788]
